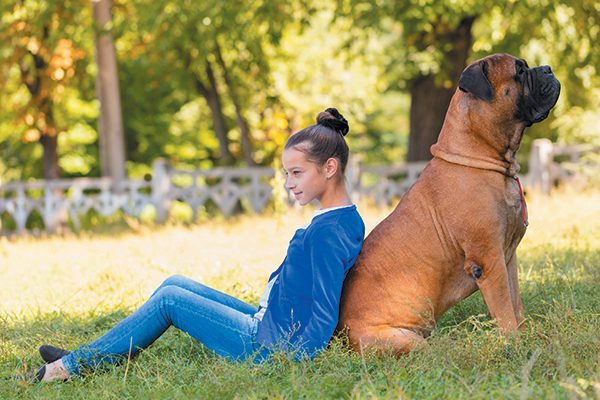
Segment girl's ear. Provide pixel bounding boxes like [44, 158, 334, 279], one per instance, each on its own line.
[324, 157, 339, 179]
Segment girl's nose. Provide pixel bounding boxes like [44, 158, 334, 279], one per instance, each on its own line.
[285, 177, 295, 190]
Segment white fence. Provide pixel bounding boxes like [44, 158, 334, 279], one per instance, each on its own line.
[0, 160, 276, 234]
[1, 139, 598, 234]
[524, 138, 600, 194]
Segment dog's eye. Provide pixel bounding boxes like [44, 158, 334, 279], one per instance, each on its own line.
[515, 65, 527, 82]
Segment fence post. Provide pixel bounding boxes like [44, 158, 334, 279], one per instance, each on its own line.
[528, 138, 554, 194]
[42, 185, 59, 233]
[152, 159, 171, 223]
[14, 187, 29, 234]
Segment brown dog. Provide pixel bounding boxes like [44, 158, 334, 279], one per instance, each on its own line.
[339, 53, 561, 355]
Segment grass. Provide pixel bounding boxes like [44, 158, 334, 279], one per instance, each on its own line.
[1, 188, 600, 399]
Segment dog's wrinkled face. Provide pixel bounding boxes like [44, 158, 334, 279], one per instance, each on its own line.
[458, 53, 561, 127]
[513, 59, 561, 125]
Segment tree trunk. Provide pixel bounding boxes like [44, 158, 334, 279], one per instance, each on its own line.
[40, 134, 60, 180]
[214, 42, 256, 166]
[20, 28, 62, 179]
[407, 17, 475, 162]
[93, 0, 126, 182]
[193, 59, 234, 165]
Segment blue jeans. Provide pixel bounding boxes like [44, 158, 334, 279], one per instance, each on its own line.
[61, 275, 261, 376]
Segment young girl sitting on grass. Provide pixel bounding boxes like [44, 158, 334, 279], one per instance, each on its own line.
[30, 108, 365, 382]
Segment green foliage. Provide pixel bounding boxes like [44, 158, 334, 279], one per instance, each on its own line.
[340, 0, 600, 154]
[472, 1, 600, 151]
[1, 0, 599, 181]
[124, 0, 299, 167]
[0, 0, 98, 179]
[270, 7, 393, 163]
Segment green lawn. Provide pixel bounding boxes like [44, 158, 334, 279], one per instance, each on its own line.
[1, 189, 599, 399]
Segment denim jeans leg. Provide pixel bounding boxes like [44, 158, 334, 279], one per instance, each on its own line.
[151, 274, 257, 315]
[61, 285, 259, 376]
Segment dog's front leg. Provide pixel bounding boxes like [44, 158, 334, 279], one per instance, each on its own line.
[506, 252, 525, 329]
[465, 253, 519, 333]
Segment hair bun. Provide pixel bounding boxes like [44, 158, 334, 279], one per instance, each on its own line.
[316, 107, 349, 136]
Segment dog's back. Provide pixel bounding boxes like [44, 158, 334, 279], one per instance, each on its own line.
[339, 158, 519, 352]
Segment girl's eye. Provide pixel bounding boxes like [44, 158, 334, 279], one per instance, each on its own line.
[293, 171, 301, 176]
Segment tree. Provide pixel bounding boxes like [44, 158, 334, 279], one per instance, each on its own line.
[340, 0, 600, 161]
[268, 6, 392, 162]
[214, 40, 255, 165]
[0, 0, 90, 179]
[134, 0, 296, 166]
[471, 0, 600, 149]
[93, 0, 126, 182]
[404, 15, 475, 162]
[337, 1, 494, 160]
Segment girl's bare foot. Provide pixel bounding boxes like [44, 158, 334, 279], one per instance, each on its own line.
[40, 359, 70, 382]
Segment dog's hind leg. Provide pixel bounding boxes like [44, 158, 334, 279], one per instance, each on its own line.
[352, 326, 427, 357]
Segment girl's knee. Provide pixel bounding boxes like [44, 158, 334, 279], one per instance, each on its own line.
[160, 274, 188, 289]
[153, 285, 184, 305]
[151, 275, 187, 298]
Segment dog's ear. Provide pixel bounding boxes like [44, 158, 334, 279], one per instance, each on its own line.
[459, 60, 494, 101]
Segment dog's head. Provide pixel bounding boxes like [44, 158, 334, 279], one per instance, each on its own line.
[458, 53, 561, 127]
[431, 54, 561, 176]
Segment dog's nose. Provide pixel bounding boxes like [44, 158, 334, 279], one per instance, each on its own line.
[540, 65, 552, 75]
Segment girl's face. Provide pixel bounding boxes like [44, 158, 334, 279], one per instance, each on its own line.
[282, 147, 330, 206]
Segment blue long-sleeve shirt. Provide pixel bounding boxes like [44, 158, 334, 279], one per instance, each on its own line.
[255, 205, 364, 359]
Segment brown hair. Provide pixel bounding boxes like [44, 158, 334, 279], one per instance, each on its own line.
[284, 108, 350, 174]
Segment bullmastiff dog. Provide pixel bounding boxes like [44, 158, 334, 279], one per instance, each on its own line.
[339, 53, 561, 355]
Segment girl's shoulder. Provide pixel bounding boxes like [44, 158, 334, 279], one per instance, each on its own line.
[307, 205, 364, 237]
[310, 204, 358, 222]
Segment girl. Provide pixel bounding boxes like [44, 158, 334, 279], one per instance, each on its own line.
[32, 108, 365, 382]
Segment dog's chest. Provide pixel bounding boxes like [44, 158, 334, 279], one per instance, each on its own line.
[504, 178, 527, 223]
[502, 178, 528, 250]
